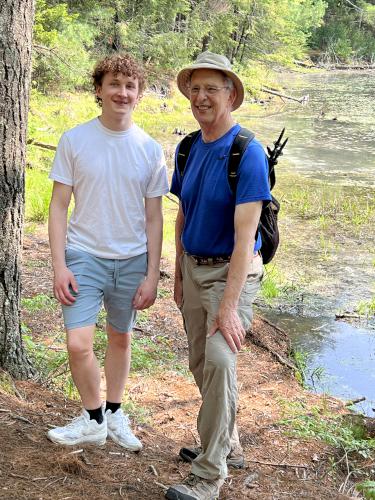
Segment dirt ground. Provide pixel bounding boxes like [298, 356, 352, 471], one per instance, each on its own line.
[0, 228, 360, 499]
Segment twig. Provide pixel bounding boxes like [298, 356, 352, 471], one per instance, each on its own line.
[10, 473, 29, 480]
[311, 323, 329, 331]
[149, 464, 158, 476]
[155, 481, 168, 491]
[42, 476, 66, 490]
[339, 453, 355, 494]
[247, 458, 309, 469]
[0, 408, 11, 413]
[12, 414, 33, 424]
[68, 449, 83, 455]
[33, 44, 78, 72]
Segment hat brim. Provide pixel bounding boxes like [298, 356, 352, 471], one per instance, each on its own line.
[177, 63, 244, 111]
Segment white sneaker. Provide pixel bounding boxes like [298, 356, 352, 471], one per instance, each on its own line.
[47, 409, 107, 446]
[106, 408, 142, 451]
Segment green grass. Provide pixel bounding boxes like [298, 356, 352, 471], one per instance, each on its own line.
[23, 304, 185, 397]
[290, 349, 308, 387]
[276, 172, 375, 233]
[357, 481, 375, 499]
[25, 169, 53, 222]
[356, 297, 375, 317]
[278, 399, 375, 491]
[21, 294, 56, 312]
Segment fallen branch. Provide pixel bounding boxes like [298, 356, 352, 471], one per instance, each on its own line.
[335, 311, 374, 320]
[257, 315, 287, 336]
[247, 458, 309, 469]
[12, 414, 33, 424]
[154, 481, 168, 491]
[261, 87, 309, 104]
[345, 396, 366, 406]
[68, 449, 84, 455]
[149, 464, 158, 476]
[294, 60, 317, 69]
[10, 473, 29, 480]
[27, 139, 57, 151]
[247, 333, 296, 370]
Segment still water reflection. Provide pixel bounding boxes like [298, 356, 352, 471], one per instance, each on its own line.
[240, 71, 375, 415]
[239, 71, 375, 186]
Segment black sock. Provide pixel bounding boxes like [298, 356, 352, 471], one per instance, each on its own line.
[86, 406, 103, 424]
[105, 401, 121, 414]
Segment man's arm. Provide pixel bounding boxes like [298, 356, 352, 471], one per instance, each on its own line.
[209, 200, 262, 353]
[133, 196, 163, 310]
[48, 181, 77, 305]
[174, 202, 185, 308]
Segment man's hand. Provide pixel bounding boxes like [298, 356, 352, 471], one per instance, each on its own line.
[53, 266, 78, 306]
[174, 276, 183, 309]
[133, 277, 157, 310]
[208, 305, 245, 354]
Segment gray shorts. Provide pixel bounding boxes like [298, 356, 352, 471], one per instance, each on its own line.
[62, 247, 147, 332]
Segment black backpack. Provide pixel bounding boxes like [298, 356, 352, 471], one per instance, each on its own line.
[176, 127, 288, 265]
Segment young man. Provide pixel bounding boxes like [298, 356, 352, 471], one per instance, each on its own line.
[166, 52, 271, 499]
[48, 54, 168, 449]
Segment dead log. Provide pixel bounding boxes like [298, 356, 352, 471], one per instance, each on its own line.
[294, 60, 317, 69]
[345, 396, 366, 406]
[324, 63, 375, 70]
[261, 87, 309, 104]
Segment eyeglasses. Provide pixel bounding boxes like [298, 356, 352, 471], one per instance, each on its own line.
[189, 85, 229, 96]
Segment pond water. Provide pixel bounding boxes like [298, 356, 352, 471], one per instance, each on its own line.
[243, 71, 375, 186]
[239, 71, 375, 415]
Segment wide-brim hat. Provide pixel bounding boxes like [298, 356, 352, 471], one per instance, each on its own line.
[177, 51, 244, 111]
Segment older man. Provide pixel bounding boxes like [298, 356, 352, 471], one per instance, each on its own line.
[166, 52, 272, 500]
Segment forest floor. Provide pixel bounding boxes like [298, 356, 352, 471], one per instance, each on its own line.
[0, 227, 363, 500]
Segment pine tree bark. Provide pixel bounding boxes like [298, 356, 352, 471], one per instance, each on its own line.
[0, 0, 35, 378]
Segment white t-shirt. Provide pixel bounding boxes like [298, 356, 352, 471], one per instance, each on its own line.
[49, 118, 169, 259]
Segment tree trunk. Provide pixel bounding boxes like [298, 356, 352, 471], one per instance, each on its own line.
[112, 3, 123, 52]
[0, 0, 35, 378]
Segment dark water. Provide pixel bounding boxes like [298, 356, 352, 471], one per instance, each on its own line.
[240, 71, 375, 415]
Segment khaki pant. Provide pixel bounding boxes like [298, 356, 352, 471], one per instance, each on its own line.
[180, 253, 263, 480]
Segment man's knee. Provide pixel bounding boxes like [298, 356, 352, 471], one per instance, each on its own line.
[205, 332, 236, 372]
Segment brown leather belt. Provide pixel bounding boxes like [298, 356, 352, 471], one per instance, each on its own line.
[189, 255, 231, 266]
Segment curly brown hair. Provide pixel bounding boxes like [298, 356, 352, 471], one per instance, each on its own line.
[92, 54, 145, 106]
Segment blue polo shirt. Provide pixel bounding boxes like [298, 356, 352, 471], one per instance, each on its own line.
[170, 124, 272, 257]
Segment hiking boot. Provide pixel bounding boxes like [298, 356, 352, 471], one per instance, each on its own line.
[106, 408, 142, 451]
[47, 409, 107, 446]
[179, 446, 245, 469]
[165, 473, 224, 500]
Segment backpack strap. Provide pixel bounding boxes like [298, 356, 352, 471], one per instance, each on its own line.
[227, 127, 255, 194]
[176, 130, 200, 177]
